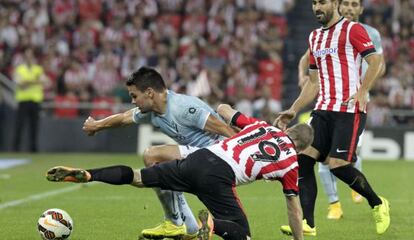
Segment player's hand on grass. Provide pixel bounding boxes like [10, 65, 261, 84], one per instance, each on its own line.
[273, 109, 296, 130]
[83, 116, 98, 136]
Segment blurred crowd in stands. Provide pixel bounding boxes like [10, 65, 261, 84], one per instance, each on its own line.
[361, 0, 414, 127]
[0, 0, 413, 126]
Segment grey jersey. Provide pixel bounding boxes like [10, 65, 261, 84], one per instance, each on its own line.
[132, 90, 224, 147]
[361, 23, 383, 78]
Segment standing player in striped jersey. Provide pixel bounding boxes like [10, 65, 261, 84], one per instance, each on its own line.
[46, 104, 314, 240]
[275, 0, 390, 236]
[296, 0, 386, 220]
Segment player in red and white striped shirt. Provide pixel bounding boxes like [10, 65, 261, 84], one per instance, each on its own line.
[275, 0, 390, 237]
[47, 104, 313, 240]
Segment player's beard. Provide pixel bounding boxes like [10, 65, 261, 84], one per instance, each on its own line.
[315, 9, 333, 25]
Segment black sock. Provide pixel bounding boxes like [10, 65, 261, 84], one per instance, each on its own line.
[298, 154, 317, 228]
[213, 219, 250, 240]
[87, 165, 134, 185]
[330, 164, 382, 208]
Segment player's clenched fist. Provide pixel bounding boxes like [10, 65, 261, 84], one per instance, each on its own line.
[83, 116, 97, 136]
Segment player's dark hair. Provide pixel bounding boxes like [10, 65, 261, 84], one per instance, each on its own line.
[339, 0, 363, 5]
[126, 67, 166, 92]
[287, 123, 314, 152]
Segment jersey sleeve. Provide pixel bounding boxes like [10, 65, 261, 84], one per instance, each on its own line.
[308, 31, 318, 70]
[309, 50, 318, 70]
[349, 23, 377, 58]
[179, 106, 211, 130]
[370, 28, 383, 54]
[132, 107, 147, 123]
[280, 167, 299, 196]
[230, 112, 260, 128]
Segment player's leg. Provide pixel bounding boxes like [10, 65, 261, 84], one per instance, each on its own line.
[47, 164, 140, 187]
[197, 167, 250, 240]
[297, 111, 330, 229]
[184, 149, 250, 240]
[353, 151, 362, 171]
[318, 162, 343, 219]
[196, 182, 250, 239]
[175, 145, 202, 234]
[351, 133, 364, 203]
[197, 189, 251, 240]
[350, 153, 364, 203]
[328, 112, 390, 234]
[142, 145, 199, 237]
[47, 160, 194, 239]
[46, 146, 198, 238]
[142, 145, 184, 233]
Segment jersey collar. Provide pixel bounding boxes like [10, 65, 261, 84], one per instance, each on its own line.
[322, 16, 345, 31]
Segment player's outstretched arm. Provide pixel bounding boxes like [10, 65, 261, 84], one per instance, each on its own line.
[203, 113, 238, 138]
[82, 108, 135, 136]
[285, 195, 304, 240]
[274, 69, 319, 130]
[216, 104, 238, 123]
[291, 69, 319, 114]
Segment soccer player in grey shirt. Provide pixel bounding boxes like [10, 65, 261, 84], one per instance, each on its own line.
[50, 67, 236, 239]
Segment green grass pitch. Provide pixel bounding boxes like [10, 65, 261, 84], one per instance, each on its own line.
[0, 153, 413, 240]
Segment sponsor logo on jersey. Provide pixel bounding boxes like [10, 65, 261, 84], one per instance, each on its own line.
[313, 47, 338, 58]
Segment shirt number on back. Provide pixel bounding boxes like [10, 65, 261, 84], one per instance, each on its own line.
[251, 141, 280, 162]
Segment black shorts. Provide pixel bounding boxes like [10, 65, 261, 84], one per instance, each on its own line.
[310, 110, 366, 162]
[141, 148, 250, 235]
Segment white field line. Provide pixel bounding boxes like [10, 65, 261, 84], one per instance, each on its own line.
[0, 183, 96, 210]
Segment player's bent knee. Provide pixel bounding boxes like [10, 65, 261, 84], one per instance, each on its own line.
[143, 147, 158, 167]
[328, 157, 350, 169]
[130, 169, 145, 188]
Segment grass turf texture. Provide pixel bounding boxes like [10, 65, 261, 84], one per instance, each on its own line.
[0, 153, 413, 240]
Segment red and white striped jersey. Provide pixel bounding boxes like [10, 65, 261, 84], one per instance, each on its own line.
[309, 17, 377, 113]
[207, 112, 299, 195]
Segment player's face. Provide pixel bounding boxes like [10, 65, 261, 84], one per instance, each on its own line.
[312, 0, 336, 25]
[340, 0, 363, 22]
[127, 85, 154, 113]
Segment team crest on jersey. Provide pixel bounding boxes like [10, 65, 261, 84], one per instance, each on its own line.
[313, 47, 338, 58]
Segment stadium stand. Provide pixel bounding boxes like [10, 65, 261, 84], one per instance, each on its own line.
[0, 0, 412, 128]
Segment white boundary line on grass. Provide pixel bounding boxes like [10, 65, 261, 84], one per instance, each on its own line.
[0, 183, 96, 210]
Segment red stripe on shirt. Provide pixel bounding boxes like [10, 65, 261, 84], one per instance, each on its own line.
[315, 30, 327, 110]
[258, 155, 298, 177]
[325, 27, 337, 111]
[339, 21, 351, 112]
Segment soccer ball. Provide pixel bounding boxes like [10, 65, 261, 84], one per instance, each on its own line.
[37, 208, 73, 240]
